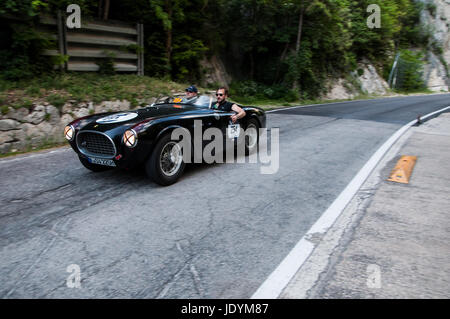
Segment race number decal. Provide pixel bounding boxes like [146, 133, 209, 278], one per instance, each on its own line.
[227, 124, 240, 139]
[96, 112, 138, 124]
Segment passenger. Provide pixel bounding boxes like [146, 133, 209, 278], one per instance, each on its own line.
[211, 87, 246, 123]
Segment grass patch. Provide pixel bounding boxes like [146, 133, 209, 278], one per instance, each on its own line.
[25, 86, 42, 97]
[0, 73, 194, 108]
[394, 88, 433, 95]
[46, 94, 67, 109]
[1, 105, 9, 115]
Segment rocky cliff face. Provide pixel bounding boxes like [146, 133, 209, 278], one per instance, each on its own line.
[421, 0, 450, 91]
[325, 0, 450, 99]
[323, 62, 389, 100]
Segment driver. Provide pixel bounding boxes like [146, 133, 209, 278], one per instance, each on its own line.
[211, 87, 246, 124]
[184, 85, 199, 103]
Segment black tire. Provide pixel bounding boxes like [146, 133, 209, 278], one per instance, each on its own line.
[245, 118, 260, 155]
[78, 156, 112, 172]
[145, 133, 186, 186]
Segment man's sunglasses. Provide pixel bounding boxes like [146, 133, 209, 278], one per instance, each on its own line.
[216, 93, 224, 96]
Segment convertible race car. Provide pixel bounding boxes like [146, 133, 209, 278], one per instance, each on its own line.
[64, 95, 266, 185]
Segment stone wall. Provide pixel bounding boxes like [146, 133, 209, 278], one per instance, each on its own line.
[0, 100, 135, 154]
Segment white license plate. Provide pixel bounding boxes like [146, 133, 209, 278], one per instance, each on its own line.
[88, 157, 116, 167]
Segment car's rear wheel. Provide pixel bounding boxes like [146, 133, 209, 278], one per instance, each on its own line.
[78, 156, 112, 172]
[245, 118, 260, 155]
[146, 133, 186, 186]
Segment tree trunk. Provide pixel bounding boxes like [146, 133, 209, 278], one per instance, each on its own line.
[98, 0, 103, 19]
[274, 41, 290, 84]
[165, 0, 173, 72]
[98, 0, 110, 20]
[295, 6, 305, 54]
[103, 0, 110, 20]
[293, 6, 305, 90]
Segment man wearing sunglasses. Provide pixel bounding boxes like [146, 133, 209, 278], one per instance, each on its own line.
[212, 87, 246, 124]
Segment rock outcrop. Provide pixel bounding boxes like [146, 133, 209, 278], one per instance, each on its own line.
[421, 0, 450, 91]
[324, 62, 389, 100]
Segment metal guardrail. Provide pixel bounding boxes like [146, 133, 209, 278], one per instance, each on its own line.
[38, 13, 144, 75]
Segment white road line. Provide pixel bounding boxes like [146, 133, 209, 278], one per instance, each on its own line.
[251, 105, 450, 299]
[266, 100, 360, 113]
[266, 93, 450, 113]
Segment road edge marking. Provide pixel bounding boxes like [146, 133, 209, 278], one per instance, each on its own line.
[266, 93, 450, 113]
[251, 105, 450, 299]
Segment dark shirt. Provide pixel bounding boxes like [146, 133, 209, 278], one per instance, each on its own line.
[212, 101, 233, 111]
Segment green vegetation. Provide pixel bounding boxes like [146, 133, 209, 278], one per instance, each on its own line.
[1, 105, 9, 115]
[392, 50, 426, 92]
[96, 51, 116, 75]
[0, 73, 197, 108]
[0, 0, 443, 102]
[46, 94, 66, 109]
[230, 81, 299, 105]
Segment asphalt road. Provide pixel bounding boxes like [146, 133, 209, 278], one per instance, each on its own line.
[1, 93, 449, 298]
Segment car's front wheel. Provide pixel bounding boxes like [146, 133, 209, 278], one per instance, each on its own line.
[78, 156, 112, 172]
[146, 133, 186, 186]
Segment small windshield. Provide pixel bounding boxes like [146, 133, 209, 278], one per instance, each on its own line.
[192, 95, 213, 108]
[153, 94, 214, 108]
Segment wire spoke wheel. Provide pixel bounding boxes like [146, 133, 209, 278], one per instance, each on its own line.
[159, 141, 183, 177]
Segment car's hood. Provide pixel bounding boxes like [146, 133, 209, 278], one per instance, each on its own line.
[73, 104, 198, 135]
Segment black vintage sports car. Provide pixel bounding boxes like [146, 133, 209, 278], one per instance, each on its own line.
[64, 95, 266, 185]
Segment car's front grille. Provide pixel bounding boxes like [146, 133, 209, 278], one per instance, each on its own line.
[77, 131, 116, 158]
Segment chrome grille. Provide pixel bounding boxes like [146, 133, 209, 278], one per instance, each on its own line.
[77, 131, 116, 158]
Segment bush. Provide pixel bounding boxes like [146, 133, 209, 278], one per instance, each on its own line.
[25, 86, 42, 97]
[0, 24, 54, 81]
[47, 94, 66, 109]
[22, 98, 33, 109]
[96, 51, 116, 75]
[1, 105, 9, 115]
[394, 50, 426, 92]
[230, 81, 299, 103]
[426, 2, 437, 17]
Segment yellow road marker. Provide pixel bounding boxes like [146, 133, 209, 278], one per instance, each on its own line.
[387, 155, 417, 184]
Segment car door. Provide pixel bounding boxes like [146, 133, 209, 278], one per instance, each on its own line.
[211, 109, 241, 153]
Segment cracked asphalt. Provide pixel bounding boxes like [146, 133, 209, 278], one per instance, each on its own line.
[1, 93, 449, 298]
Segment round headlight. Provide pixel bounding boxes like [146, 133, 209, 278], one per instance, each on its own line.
[64, 125, 75, 141]
[123, 129, 138, 148]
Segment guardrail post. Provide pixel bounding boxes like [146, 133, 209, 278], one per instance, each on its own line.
[137, 23, 144, 76]
[56, 10, 68, 72]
